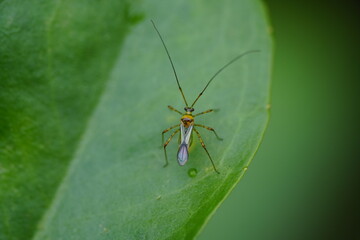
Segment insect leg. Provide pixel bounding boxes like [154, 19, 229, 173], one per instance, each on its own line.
[193, 109, 218, 117]
[162, 124, 180, 147]
[163, 128, 180, 167]
[194, 124, 223, 141]
[193, 128, 220, 174]
[167, 105, 183, 115]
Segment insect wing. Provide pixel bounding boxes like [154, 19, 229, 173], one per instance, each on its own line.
[177, 125, 193, 165]
[177, 143, 188, 166]
[180, 124, 193, 144]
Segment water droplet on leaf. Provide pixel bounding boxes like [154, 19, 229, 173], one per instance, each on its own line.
[188, 168, 197, 178]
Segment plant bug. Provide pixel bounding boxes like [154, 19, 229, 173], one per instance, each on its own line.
[151, 20, 259, 174]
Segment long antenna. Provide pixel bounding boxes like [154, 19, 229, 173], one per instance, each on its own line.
[151, 20, 189, 107]
[190, 50, 260, 107]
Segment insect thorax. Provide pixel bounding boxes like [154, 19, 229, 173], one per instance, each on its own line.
[181, 114, 194, 128]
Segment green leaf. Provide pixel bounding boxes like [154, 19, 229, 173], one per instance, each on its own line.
[0, 0, 272, 239]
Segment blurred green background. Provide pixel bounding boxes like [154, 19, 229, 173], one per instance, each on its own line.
[199, 1, 359, 239]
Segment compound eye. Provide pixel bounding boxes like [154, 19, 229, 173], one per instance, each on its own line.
[190, 108, 194, 112]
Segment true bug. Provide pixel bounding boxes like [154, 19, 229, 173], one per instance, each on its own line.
[151, 20, 258, 174]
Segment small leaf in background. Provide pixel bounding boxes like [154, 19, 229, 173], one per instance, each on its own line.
[0, 0, 272, 239]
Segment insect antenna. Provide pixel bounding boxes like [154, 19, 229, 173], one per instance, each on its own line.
[190, 50, 260, 108]
[151, 20, 189, 107]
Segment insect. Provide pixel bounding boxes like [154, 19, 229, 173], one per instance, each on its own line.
[151, 20, 259, 174]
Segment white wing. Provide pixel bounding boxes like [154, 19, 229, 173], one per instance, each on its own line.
[177, 125, 193, 165]
[180, 124, 193, 145]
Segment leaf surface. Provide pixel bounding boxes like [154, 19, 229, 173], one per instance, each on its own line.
[0, 0, 272, 239]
